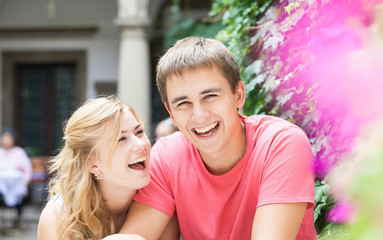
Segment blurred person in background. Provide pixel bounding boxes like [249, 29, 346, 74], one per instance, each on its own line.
[155, 117, 178, 142]
[0, 128, 32, 229]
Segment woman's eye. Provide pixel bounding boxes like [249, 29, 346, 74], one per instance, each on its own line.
[118, 136, 127, 142]
[136, 130, 144, 136]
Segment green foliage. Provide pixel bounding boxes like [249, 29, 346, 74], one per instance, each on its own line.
[209, 0, 274, 76]
[329, 119, 383, 239]
[25, 146, 43, 157]
[318, 223, 350, 240]
[209, 0, 338, 233]
[164, 1, 224, 49]
[166, 0, 383, 237]
[314, 180, 335, 233]
[47, 0, 56, 18]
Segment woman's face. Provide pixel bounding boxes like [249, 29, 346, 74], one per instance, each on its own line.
[94, 107, 151, 190]
[1, 132, 15, 150]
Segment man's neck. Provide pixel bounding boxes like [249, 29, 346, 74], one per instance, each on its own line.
[200, 121, 246, 175]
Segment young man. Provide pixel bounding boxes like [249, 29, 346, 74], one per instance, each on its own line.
[120, 37, 317, 240]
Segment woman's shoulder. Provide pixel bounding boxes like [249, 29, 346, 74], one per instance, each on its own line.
[39, 199, 62, 220]
[50, 194, 64, 206]
[38, 197, 64, 240]
[9, 146, 29, 157]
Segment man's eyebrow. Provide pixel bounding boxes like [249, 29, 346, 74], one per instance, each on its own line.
[170, 88, 222, 105]
[201, 88, 221, 95]
[171, 96, 188, 105]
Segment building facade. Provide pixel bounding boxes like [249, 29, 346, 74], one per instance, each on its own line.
[0, 0, 168, 156]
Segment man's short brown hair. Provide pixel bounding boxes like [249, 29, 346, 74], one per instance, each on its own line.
[156, 36, 241, 107]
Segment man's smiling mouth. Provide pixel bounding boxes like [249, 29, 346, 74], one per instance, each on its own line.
[193, 121, 219, 137]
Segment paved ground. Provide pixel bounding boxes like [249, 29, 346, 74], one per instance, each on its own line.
[0, 204, 41, 240]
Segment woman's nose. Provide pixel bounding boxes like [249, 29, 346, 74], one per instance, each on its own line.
[132, 136, 147, 152]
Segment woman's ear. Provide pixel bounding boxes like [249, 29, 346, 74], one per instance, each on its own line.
[88, 154, 99, 174]
[89, 164, 99, 175]
[90, 163, 103, 180]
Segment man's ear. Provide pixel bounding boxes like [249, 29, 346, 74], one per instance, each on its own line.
[164, 102, 177, 127]
[164, 102, 174, 119]
[235, 81, 246, 109]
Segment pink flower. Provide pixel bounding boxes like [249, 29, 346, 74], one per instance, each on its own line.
[326, 201, 356, 223]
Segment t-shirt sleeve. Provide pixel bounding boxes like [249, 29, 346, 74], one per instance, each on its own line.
[257, 125, 315, 208]
[133, 141, 176, 217]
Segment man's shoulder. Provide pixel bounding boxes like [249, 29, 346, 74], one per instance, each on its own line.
[244, 115, 306, 148]
[155, 131, 188, 146]
[150, 132, 198, 175]
[245, 115, 297, 132]
[152, 132, 194, 158]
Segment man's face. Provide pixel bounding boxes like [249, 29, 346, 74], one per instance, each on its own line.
[166, 66, 245, 158]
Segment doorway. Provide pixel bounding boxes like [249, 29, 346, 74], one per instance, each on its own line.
[14, 63, 76, 156]
[2, 51, 86, 157]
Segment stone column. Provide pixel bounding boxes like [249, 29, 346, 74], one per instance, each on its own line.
[115, 0, 151, 132]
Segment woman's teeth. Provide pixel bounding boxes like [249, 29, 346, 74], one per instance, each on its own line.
[129, 156, 146, 165]
[128, 156, 146, 170]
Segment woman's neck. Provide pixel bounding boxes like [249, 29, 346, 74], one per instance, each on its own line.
[109, 205, 130, 232]
[100, 185, 136, 231]
[2, 145, 14, 151]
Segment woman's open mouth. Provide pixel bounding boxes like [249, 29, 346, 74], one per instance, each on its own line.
[128, 156, 146, 170]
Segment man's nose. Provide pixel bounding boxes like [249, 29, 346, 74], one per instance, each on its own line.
[191, 102, 208, 122]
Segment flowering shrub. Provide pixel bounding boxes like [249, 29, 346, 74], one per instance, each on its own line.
[165, 0, 383, 236]
[210, 0, 383, 235]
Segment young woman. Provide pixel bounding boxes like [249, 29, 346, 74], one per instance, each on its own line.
[37, 96, 150, 240]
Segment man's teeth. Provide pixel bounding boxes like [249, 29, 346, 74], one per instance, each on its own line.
[129, 157, 146, 165]
[194, 122, 218, 134]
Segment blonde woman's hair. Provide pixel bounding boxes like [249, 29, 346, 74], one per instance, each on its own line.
[156, 36, 241, 107]
[47, 96, 143, 239]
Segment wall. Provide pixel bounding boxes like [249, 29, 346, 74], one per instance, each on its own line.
[0, 0, 120, 128]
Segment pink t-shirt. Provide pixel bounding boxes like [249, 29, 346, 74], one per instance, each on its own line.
[134, 115, 317, 240]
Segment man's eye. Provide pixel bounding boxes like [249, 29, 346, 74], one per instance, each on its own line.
[204, 94, 217, 100]
[205, 94, 217, 98]
[177, 102, 190, 108]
